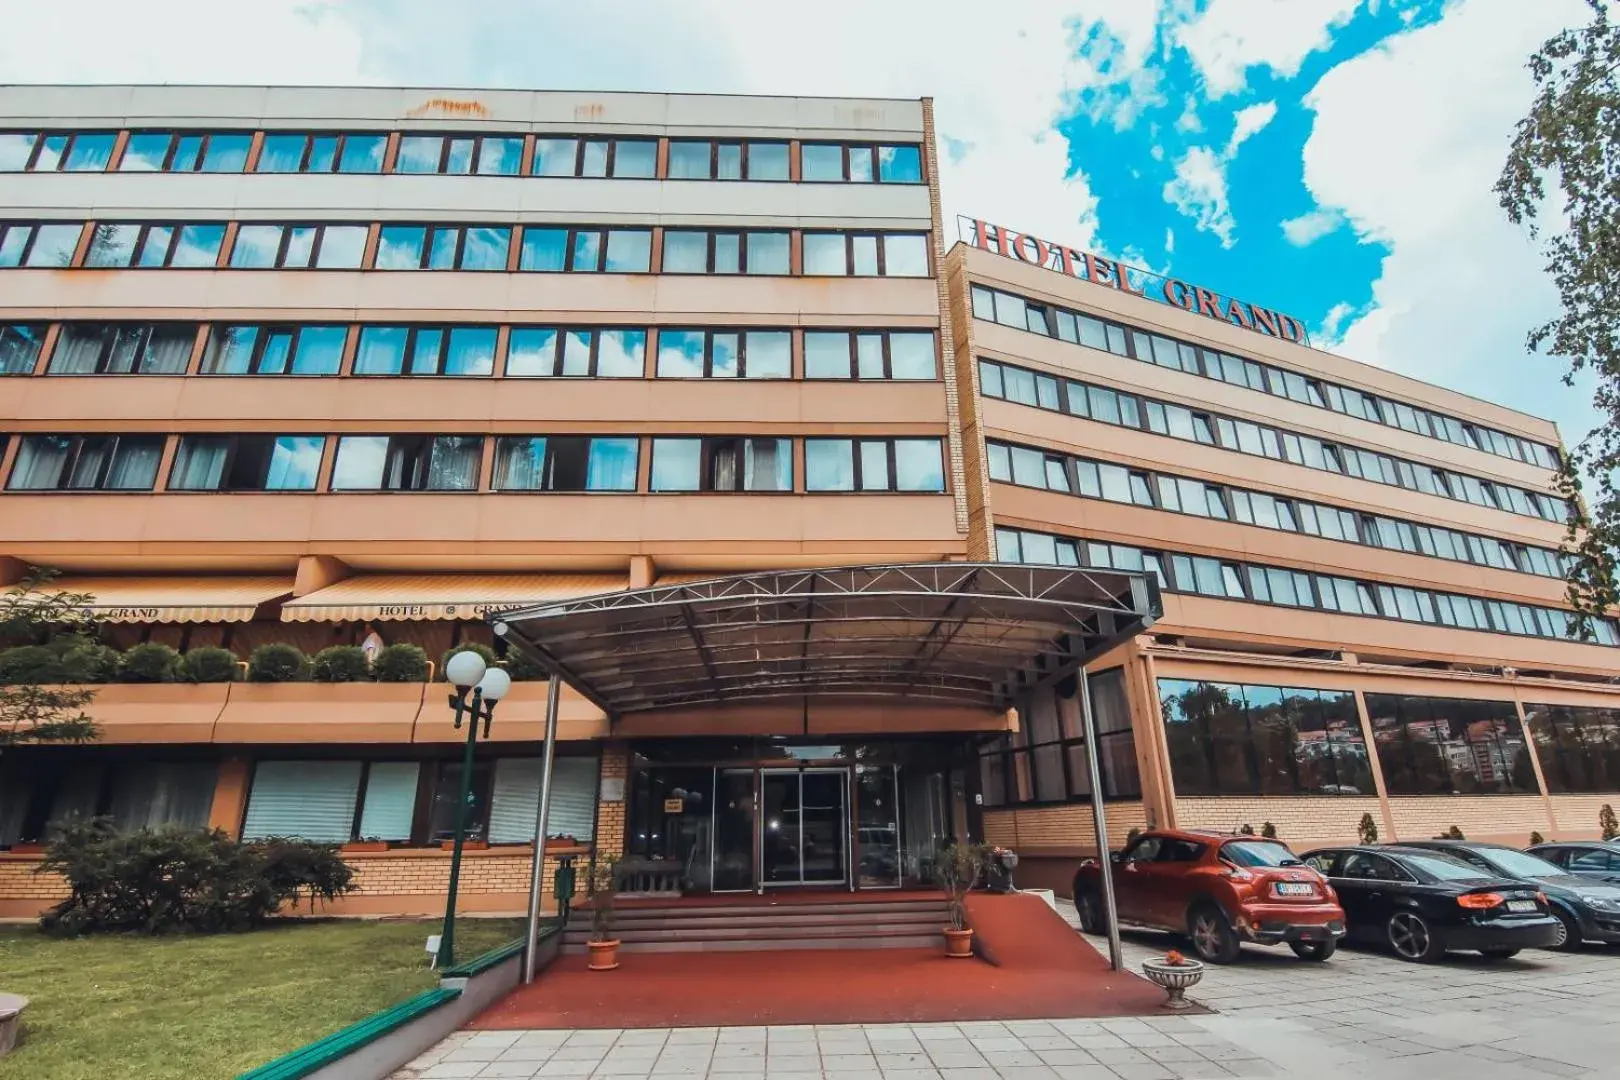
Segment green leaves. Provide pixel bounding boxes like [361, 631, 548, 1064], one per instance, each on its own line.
[0, 569, 103, 747]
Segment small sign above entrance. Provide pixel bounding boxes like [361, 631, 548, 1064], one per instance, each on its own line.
[663, 798, 685, 814]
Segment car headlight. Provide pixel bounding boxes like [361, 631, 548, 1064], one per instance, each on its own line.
[1578, 895, 1620, 910]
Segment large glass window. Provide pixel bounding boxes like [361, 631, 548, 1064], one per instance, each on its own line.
[654, 329, 790, 379]
[243, 761, 419, 843]
[519, 226, 651, 273]
[801, 143, 923, 183]
[1525, 704, 1620, 793]
[119, 131, 252, 172]
[256, 132, 387, 173]
[804, 438, 944, 492]
[804, 331, 935, 380]
[50, 323, 196, 375]
[979, 673, 1139, 809]
[0, 131, 116, 172]
[79, 222, 225, 268]
[352, 325, 497, 376]
[395, 134, 524, 175]
[7, 434, 164, 491]
[530, 136, 657, 178]
[649, 437, 792, 492]
[0, 323, 47, 375]
[201, 325, 346, 376]
[802, 232, 929, 276]
[506, 327, 646, 377]
[376, 224, 510, 270]
[228, 223, 368, 269]
[169, 434, 324, 492]
[1365, 694, 1532, 795]
[107, 762, 217, 832]
[0, 222, 85, 267]
[666, 139, 789, 181]
[491, 436, 638, 492]
[331, 435, 482, 491]
[660, 230, 790, 275]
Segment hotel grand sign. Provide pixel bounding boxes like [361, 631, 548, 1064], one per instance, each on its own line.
[959, 216, 1308, 345]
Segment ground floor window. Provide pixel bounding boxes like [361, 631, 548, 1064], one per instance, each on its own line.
[0, 758, 215, 846]
[978, 669, 1141, 808]
[1365, 694, 1533, 795]
[1522, 703, 1620, 793]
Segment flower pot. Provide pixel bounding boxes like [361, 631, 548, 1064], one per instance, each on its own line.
[943, 927, 974, 958]
[1140, 956, 1205, 1009]
[441, 839, 488, 851]
[342, 841, 390, 854]
[587, 939, 621, 971]
[4, 844, 45, 855]
[0, 993, 26, 1058]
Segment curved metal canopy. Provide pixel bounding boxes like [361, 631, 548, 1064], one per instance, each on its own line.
[491, 562, 1159, 719]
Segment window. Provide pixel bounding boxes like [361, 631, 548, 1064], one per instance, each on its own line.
[649, 437, 792, 492]
[119, 131, 252, 172]
[804, 438, 944, 492]
[50, 323, 196, 375]
[376, 225, 510, 270]
[202, 325, 346, 375]
[0, 222, 84, 267]
[519, 226, 651, 273]
[655, 329, 790, 378]
[331, 435, 482, 491]
[666, 139, 790, 181]
[0, 324, 48, 374]
[802, 232, 929, 276]
[228, 223, 368, 269]
[806, 331, 935, 380]
[661, 230, 790, 275]
[352, 325, 497, 376]
[107, 762, 217, 832]
[243, 761, 420, 843]
[169, 434, 325, 491]
[1365, 694, 1531, 795]
[0, 131, 115, 172]
[488, 757, 599, 843]
[530, 136, 657, 178]
[506, 327, 646, 377]
[1523, 704, 1620, 794]
[80, 222, 225, 268]
[492, 436, 639, 492]
[256, 132, 387, 173]
[395, 134, 524, 175]
[800, 143, 923, 183]
[979, 673, 1138, 808]
[7, 434, 164, 491]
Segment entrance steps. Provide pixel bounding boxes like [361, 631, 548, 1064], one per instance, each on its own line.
[560, 894, 950, 954]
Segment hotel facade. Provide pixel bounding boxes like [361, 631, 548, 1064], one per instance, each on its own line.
[0, 85, 1615, 917]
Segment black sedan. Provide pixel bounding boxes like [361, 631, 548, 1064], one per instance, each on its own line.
[1402, 840, 1620, 948]
[1302, 845, 1559, 962]
[1529, 842, 1620, 886]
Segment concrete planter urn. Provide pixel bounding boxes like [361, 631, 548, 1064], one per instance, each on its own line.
[1140, 953, 1204, 1009]
[0, 994, 28, 1058]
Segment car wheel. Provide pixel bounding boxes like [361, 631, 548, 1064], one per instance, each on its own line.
[1548, 909, 1582, 951]
[1075, 889, 1106, 934]
[1189, 904, 1241, 964]
[1478, 948, 1520, 960]
[1387, 910, 1445, 963]
[1290, 939, 1336, 961]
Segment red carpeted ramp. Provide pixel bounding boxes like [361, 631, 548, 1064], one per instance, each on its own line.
[471, 893, 1172, 1029]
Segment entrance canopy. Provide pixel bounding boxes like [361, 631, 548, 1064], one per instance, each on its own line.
[493, 563, 1159, 719]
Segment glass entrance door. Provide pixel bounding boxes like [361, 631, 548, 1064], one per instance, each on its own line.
[760, 769, 848, 886]
[712, 768, 756, 892]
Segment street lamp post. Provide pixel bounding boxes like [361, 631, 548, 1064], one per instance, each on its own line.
[437, 651, 511, 970]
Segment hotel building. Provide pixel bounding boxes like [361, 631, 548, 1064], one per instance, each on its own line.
[0, 85, 1615, 917]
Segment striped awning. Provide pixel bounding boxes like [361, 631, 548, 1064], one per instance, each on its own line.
[280, 573, 626, 623]
[52, 576, 293, 623]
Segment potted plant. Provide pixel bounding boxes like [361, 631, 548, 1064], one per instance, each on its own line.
[439, 823, 487, 851]
[1141, 948, 1204, 1009]
[986, 845, 1019, 893]
[586, 857, 621, 971]
[935, 841, 987, 958]
[342, 836, 390, 854]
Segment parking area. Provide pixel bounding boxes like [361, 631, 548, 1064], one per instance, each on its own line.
[399, 902, 1620, 1080]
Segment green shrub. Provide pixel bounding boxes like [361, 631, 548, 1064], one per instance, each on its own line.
[1435, 825, 1466, 840]
[183, 646, 238, 683]
[1602, 804, 1618, 841]
[311, 645, 371, 683]
[39, 818, 354, 935]
[372, 643, 428, 683]
[1529, 830, 1546, 845]
[1260, 821, 1278, 839]
[0, 636, 119, 684]
[247, 643, 307, 683]
[117, 642, 184, 683]
[64, 640, 122, 683]
[1358, 812, 1379, 845]
[440, 643, 498, 681]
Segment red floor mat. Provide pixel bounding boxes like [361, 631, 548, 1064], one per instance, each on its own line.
[472, 895, 1174, 1028]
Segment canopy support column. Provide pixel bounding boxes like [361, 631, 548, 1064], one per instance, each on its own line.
[1077, 665, 1122, 972]
[522, 675, 562, 984]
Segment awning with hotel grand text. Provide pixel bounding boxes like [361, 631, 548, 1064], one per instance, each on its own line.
[49, 576, 293, 623]
[279, 573, 626, 623]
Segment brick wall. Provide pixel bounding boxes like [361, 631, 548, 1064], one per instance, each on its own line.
[595, 741, 629, 860]
[1547, 794, 1618, 840]
[982, 802, 1149, 855]
[1177, 796, 1383, 850]
[0, 856, 67, 916]
[1383, 795, 1552, 845]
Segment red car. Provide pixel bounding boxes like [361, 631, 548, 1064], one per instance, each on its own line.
[1073, 829, 1347, 963]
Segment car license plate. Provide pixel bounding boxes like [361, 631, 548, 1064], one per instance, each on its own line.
[1275, 882, 1313, 897]
[1507, 899, 1538, 913]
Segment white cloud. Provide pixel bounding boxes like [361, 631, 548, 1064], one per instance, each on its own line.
[1304, 0, 1600, 443]
[1164, 145, 1236, 247]
[1165, 226, 1176, 254]
[1179, 0, 1361, 97]
[1280, 206, 1345, 245]
[1225, 100, 1278, 156]
[1175, 95, 1204, 132]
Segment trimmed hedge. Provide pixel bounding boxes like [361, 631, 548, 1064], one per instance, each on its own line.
[311, 644, 371, 682]
[118, 642, 185, 683]
[372, 643, 429, 682]
[183, 646, 239, 683]
[248, 643, 308, 683]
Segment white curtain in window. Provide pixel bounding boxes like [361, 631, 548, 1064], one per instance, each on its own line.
[356, 763, 418, 841]
[0, 774, 30, 845]
[142, 326, 195, 373]
[8, 437, 69, 489]
[170, 438, 229, 490]
[50, 327, 106, 373]
[487, 757, 599, 844]
[241, 761, 362, 842]
[427, 437, 480, 490]
[103, 439, 162, 490]
[109, 762, 216, 831]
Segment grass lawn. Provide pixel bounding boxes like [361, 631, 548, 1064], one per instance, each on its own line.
[0, 916, 524, 1080]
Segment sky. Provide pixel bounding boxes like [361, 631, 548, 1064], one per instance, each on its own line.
[0, 0, 1599, 448]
